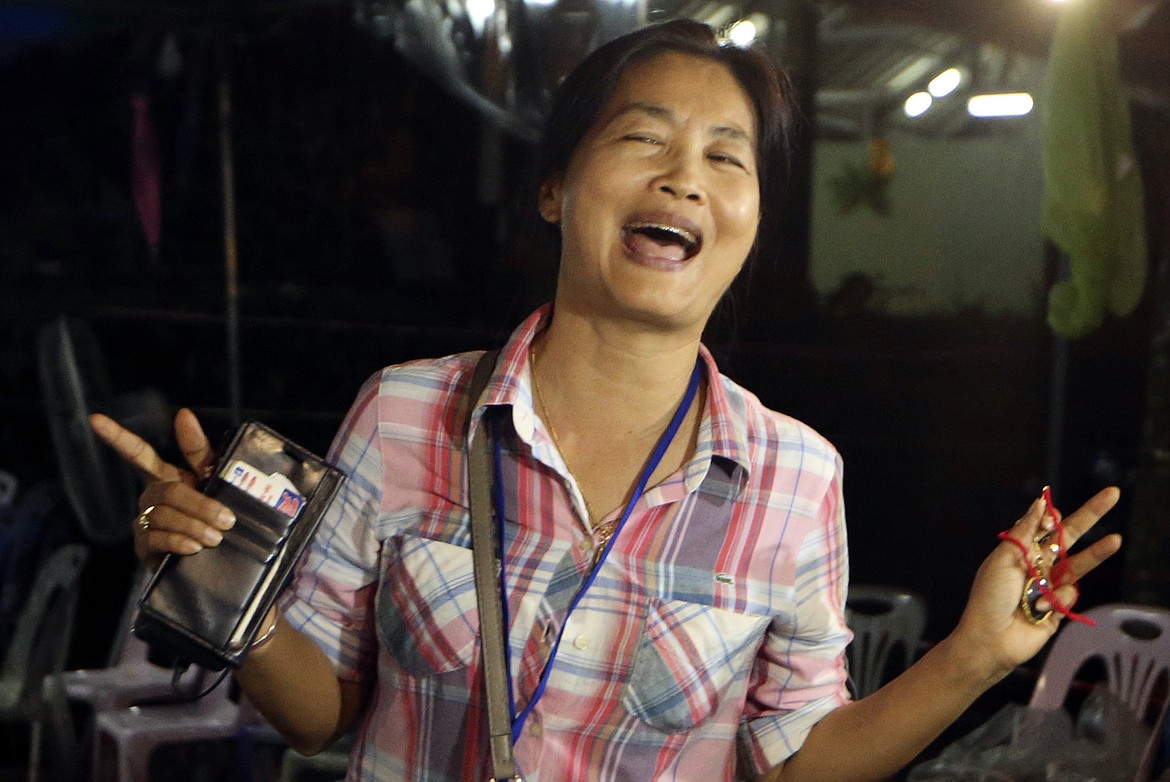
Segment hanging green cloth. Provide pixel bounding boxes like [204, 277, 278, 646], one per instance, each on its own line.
[1042, 0, 1147, 338]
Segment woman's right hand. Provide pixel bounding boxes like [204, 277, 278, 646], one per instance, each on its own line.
[90, 408, 236, 565]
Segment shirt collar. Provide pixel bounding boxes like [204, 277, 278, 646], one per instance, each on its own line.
[470, 304, 752, 498]
[467, 304, 549, 447]
[688, 344, 751, 497]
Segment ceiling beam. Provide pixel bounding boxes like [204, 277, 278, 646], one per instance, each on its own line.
[827, 0, 1170, 108]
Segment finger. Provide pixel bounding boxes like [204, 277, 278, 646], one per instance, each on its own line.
[136, 502, 229, 551]
[141, 481, 236, 530]
[1036, 579, 1080, 618]
[174, 408, 216, 479]
[1060, 532, 1123, 582]
[91, 413, 183, 483]
[1057, 487, 1121, 547]
[136, 524, 209, 560]
[998, 497, 1047, 562]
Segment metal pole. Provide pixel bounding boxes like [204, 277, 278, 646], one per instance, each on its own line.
[1044, 250, 1072, 497]
[216, 37, 242, 427]
[1044, 334, 1068, 497]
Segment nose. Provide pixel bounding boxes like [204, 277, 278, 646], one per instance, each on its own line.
[653, 150, 705, 204]
[658, 181, 703, 203]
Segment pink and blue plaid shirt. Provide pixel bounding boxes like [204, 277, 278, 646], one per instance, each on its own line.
[281, 305, 851, 781]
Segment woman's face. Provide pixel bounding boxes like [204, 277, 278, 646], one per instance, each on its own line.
[541, 51, 761, 336]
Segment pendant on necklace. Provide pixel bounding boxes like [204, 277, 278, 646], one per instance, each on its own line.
[592, 519, 619, 567]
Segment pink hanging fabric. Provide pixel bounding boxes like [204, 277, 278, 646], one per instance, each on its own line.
[130, 92, 161, 260]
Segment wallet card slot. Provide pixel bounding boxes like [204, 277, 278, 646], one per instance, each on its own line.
[231, 511, 288, 550]
[221, 524, 281, 564]
[210, 481, 301, 536]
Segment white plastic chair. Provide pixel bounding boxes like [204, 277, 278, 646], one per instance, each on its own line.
[91, 676, 245, 782]
[41, 565, 196, 781]
[1030, 603, 1170, 717]
[49, 566, 181, 708]
[1029, 603, 1170, 782]
[55, 631, 182, 711]
[0, 543, 88, 782]
[278, 732, 353, 782]
[844, 584, 927, 698]
[1136, 695, 1169, 782]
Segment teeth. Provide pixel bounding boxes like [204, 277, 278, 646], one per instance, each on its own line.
[628, 222, 698, 247]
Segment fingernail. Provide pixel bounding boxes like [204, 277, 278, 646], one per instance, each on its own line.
[1036, 598, 1051, 612]
[180, 540, 204, 554]
[217, 509, 236, 529]
[202, 528, 223, 546]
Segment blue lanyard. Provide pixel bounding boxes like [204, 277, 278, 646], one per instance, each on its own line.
[488, 359, 702, 742]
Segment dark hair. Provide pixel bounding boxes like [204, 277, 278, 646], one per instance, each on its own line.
[534, 19, 798, 262]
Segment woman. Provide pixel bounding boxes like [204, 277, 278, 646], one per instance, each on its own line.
[91, 20, 1122, 782]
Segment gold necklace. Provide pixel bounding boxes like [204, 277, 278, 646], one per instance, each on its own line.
[528, 345, 619, 559]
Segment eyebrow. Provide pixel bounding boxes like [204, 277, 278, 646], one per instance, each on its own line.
[608, 101, 754, 144]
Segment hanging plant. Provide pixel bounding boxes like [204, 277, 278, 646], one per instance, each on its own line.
[828, 137, 896, 216]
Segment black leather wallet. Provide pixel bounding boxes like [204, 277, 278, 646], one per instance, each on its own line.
[133, 421, 345, 671]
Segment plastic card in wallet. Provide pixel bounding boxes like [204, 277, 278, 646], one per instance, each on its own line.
[133, 421, 345, 671]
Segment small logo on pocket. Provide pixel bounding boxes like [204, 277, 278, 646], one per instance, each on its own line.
[714, 573, 734, 586]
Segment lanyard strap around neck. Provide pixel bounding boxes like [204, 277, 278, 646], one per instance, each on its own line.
[467, 350, 521, 781]
[491, 358, 703, 741]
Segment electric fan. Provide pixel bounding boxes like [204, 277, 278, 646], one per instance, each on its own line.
[37, 316, 170, 545]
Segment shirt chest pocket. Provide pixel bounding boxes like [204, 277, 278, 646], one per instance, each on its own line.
[622, 598, 768, 733]
[375, 534, 480, 677]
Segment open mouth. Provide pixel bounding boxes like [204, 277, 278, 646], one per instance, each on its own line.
[622, 222, 702, 262]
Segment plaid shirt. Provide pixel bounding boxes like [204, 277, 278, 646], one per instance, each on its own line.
[282, 305, 851, 781]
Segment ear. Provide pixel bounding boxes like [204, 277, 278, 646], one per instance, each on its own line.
[538, 175, 562, 225]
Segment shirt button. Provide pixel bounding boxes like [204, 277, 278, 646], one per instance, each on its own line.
[579, 538, 593, 552]
[573, 635, 589, 650]
[529, 722, 542, 737]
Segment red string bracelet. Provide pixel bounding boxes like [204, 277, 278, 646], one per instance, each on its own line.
[997, 486, 1096, 626]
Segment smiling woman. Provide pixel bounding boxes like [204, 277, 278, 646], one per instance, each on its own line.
[539, 51, 762, 337]
[89, 19, 1123, 782]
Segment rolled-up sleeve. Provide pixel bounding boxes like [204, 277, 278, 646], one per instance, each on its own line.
[738, 453, 851, 775]
[279, 371, 384, 684]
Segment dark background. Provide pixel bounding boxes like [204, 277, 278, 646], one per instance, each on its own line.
[0, 4, 1165, 776]
[0, 0, 1149, 674]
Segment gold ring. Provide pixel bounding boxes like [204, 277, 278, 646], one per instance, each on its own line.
[136, 505, 157, 533]
[1020, 576, 1053, 624]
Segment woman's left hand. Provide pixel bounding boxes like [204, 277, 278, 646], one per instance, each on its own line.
[951, 487, 1123, 683]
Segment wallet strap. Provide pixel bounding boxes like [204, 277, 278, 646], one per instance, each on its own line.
[466, 350, 522, 781]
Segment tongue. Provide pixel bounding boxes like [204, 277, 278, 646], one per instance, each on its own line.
[626, 231, 687, 261]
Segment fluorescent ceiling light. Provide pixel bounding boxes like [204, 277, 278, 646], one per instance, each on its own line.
[904, 91, 933, 118]
[726, 19, 758, 47]
[466, 0, 495, 33]
[928, 68, 962, 98]
[889, 56, 939, 92]
[967, 92, 1034, 117]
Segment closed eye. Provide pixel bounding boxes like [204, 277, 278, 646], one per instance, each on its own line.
[623, 134, 663, 145]
[709, 151, 747, 169]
